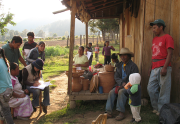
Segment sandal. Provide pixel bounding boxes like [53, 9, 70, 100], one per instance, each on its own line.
[41, 102, 47, 114]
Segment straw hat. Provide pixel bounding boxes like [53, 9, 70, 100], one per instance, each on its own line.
[118, 48, 134, 57]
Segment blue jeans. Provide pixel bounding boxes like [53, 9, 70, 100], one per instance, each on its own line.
[105, 88, 128, 113]
[26, 86, 50, 107]
[147, 67, 172, 112]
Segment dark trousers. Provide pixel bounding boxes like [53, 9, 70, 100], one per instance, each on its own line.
[104, 56, 111, 65]
[89, 55, 93, 66]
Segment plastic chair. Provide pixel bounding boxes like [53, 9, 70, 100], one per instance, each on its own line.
[92, 113, 107, 124]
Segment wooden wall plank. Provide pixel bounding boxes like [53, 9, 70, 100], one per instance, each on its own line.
[141, 0, 156, 98]
[170, 0, 180, 102]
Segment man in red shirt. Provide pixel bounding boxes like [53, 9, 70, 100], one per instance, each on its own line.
[147, 19, 174, 116]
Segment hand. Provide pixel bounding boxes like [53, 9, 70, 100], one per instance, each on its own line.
[19, 94, 26, 98]
[118, 86, 123, 91]
[33, 82, 40, 86]
[24, 89, 29, 94]
[122, 82, 126, 87]
[161, 67, 167, 76]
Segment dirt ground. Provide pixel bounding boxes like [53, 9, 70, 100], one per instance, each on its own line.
[13, 73, 131, 124]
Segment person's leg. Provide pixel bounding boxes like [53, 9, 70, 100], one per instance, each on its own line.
[95, 53, 97, 61]
[115, 88, 128, 121]
[0, 94, 14, 124]
[26, 86, 40, 107]
[116, 88, 128, 113]
[97, 53, 99, 62]
[43, 86, 50, 106]
[147, 68, 160, 111]
[104, 56, 108, 65]
[158, 67, 172, 112]
[130, 106, 141, 122]
[105, 88, 116, 114]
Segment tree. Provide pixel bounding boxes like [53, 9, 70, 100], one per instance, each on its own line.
[0, 1, 16, 35]
[37, 30, 45, 37]
[64, 31, 69, 38]
[9, 30, 14, 39]
[53, 33, 57, 38]
[88, 19, 119, 41]
[14, 30, 20, 35]
[21, 29, 28, 37]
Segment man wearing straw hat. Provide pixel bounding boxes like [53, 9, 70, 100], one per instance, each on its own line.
[105, 48, 139, 121]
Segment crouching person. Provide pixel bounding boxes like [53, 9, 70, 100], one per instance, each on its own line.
[22, 59, 50, 113]
[0, 48, 14, 124]
[105, 48, 139, 121]
[125, 73, 141, 123]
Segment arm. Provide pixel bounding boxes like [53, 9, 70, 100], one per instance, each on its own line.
[75, 62, 89, 67]
[161, 48, 173, 76]
[19, 56, 27, 66]
[12, 92, 25, 98]
[42, 52, 45, 61]
[127, 85, 138, 95]
[114, 68, 123, 86]
[111, 46, 115, 51]
[22, 68, 34, 86]
[26, 50, 36, 63]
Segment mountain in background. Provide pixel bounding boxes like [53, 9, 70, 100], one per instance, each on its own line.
[7, 18, 90, 36]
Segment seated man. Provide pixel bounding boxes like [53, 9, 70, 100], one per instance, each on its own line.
[105, 48, 139, 121]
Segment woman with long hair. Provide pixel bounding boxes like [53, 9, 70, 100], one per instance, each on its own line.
[22, 59, 50, 113]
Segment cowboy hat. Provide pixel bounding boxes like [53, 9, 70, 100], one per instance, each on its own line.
[117, 48, 134, 57]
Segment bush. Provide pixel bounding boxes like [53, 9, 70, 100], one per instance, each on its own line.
[75, 35, 78, 39]
[45, 46, 69, 56]
[23, 38, 27, 42]
[62, 36, 66, 40]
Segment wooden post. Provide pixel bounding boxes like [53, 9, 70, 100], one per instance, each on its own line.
[86, 22, 88, 46]
[80, 35, 82, 46]
[68, 0, 76, 95]
[84, 35, 85, 47]
[67, 35, 69, 47]
[108, 35, 109, 41]
[93, 34, 94, 43]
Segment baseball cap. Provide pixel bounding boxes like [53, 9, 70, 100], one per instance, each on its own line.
[150, 19, 166, 27]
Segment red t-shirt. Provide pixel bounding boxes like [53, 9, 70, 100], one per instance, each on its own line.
[151, 34, 174, 69]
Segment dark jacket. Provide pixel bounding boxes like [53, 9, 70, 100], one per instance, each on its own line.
[114, 60, 139, 87]
[26, 47, 45, 64]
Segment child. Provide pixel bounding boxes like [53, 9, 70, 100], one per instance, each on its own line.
[26, 41, 45, 65]
[2, 36, 27, 66]
[125, 73, 141, 123]
[94, 44, 99, 62]
[22, 32, 37, 59]
[9, 62, 33, 120]
[0, 48, 14, 124]
[111, 53, 119, 67]
[102, 41, 115, 64]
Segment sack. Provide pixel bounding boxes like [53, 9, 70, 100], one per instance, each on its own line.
[3, 88, 13, 102]
[159, 103, 180, 124]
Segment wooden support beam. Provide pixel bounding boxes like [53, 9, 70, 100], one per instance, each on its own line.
[53, 8, 69, 14]
[91, 16, 120, 19]
[90, 2, 123, 12]
[85, 0, 105, 6]
[86, 22, 88, 46]
[68, 0, 76, 95]
[86, 0, 119, 10]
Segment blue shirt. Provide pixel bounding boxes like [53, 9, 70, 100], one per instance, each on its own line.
[122, 64, 127, 80]
[0, 59, 12, 94]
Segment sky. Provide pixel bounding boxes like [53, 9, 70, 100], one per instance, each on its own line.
[2, 0, 71, 23]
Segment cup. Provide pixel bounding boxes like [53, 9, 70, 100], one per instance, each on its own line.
[124, 82, 132, 90]
[99, 86, 103, 94]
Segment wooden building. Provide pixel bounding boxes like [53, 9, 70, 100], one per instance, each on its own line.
[57, 0, 180, 103]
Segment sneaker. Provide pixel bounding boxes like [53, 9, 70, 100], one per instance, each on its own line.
[41, 102, 47, 114]
[152, 110, 158, 113]
[17, 116, 29, 120]
[156, 112, 160, 116]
